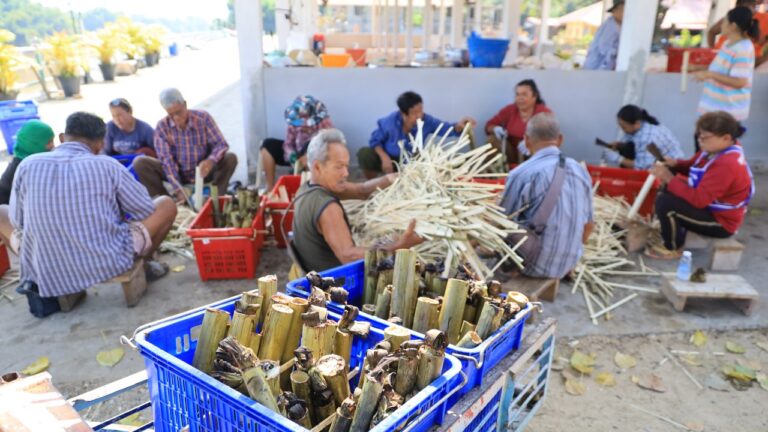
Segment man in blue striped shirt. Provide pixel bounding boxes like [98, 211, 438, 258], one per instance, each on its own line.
[499, 113, 594, 279]
[0, 112, 177, 300]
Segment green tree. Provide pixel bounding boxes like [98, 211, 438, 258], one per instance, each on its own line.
[0, 0, 68, 46]
[227, 0, 276, 33]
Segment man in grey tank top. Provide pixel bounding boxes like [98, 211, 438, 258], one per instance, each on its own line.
[292, 129, 422, 272]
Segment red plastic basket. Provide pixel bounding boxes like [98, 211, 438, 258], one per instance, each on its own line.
[587, 165, 650, 183]
[186, 196, 266, 281]
[594, 177, 658, 217]
[0, 243, 10, 277]
[666, 47, 718, 73]
[264, 175, 302, 248]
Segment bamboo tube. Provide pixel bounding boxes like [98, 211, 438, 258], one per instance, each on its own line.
[210, 185, 221, 227]
[334, 329, 353, 368]
[350, 374, 383, 432]
[249, 333, 261, 355]
[459, 321, 476, 339]
[317, 354, 350, 407]
[416, 346, 445, 390]
[303, 319, 336, 360]
[258, 275, 278, 325]
[438, 279, 469, 344]
[456, 331, 482, 348]
[239, 290, 263, 324]
[475, 301, 501, 339]
[258, 303, 294, 361]
[431, 276, 447, 296]
[192, 309, 230, 374]
[258, 359, 281, 398]
[394, 351, 418, 396]
[462, 303, 478, 324]
[364, 249, 379, 306]
[290, 370, 313, 422]
[330, 398, 355, 432]
[362, 304, 376, 314]
[505, 291, 529, 309]
[243, 366, 280, 412]
[374, 285, 392, 319]
[412, 297, 440, 334]
[375, 268, 393, 299]
[228, 311, 257, 347]
[313, 390, 337, 428]
[390, 249, 417, 325]
[384, 326, 411, 350]
[281, 298, 310, 363]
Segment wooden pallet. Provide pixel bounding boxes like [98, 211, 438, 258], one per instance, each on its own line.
[661, 273, 758, 315]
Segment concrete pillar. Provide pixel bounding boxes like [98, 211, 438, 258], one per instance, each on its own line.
[706, 0, 735, 47]
[451, 0, 463, 47]
[371, 0, 379, 42]
[424, 0, 433, 51]
[534, 0, 551, 58]
[474, 0, 482, 32]
[234, 0, 266, 185]
[303, 0, 317, 36]
[383, 0, 390, 59]
[615, 0, 659, 72]
[438, 0, 447, 52]
[394, 1, 400, 62]
[502, 0, 522, 63]
[406, 0, 414, 62]
[275, 0, 290, 51]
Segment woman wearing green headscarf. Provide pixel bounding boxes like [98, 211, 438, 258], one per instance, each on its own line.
[0, 120, 55, 204]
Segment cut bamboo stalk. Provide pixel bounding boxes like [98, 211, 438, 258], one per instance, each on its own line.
[384, 325, 411, 350]
[303, 320, 336, 360]
[590, 293, 639, 320]
[334, 328, 353, 368]
[192, 308, 230, 374]
[313, 392, 337, 428]
[228, 311, 257, 347]
[460, 321, 476, 339]
[258, 275, 278, 326]
[475, 301, 501, 339]
[374, 285, 392, 319]
[258, 359, 281, 398]
[291, 370, 313, 422]
[438, 278, 469, 344]
[456, 331, 482, 348]
[317, 354, 350, 407]
[243, 365, 280, 412]
[412, 297, 440, 334]
[249, 333, 262, 354]
[394, 351, 418, 396]
[330, 398, 355, 432]
[281, 298, 310, 363]
[240, 290, 263, 316]
[362, 304, 376, 314]
[364, 249, 379, 306]
[462, 303, 477, 324]
[390, 249, 417, 326]
[349, 373, 383, 432]
[258, 303, 294, 361]
[416, 345, 445, 390]
[375, 269, 393, 300]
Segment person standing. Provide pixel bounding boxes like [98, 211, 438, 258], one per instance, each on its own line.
[583, 0, 624, 70]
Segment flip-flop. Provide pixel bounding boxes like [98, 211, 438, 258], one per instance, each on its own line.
[145, 260, 170, 282]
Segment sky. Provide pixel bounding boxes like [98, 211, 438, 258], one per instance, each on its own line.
[33, 0, 229, 20]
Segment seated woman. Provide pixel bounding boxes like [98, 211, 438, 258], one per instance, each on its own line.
[293, 129, 422, 272]
[261, 95, 333, 191]
[603, 105, 685, 170]
[646, 111, 754, 259]
[0, 120, 55, 205]
[485, 79, 551, 165]
[105, 98, 156, 157]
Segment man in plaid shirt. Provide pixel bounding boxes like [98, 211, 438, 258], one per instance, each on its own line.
[134, 88, 238, 202]
[0, 112, 177, 302]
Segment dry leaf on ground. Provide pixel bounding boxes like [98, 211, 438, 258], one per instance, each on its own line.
[679, 354, 702, 367]
[757, 373, 768, 392]
[171, 265, 186, 273]
[96, 347, 125, 368]
[704, 373, 731, 392]
[634, 373, 666, 393]
[726, 341, 746, 354]
[685, 422, 705, 432]
[736, 359, 762, 371]
[118, 413, 144, 427]
[565, 378, 586, 395]
[690, 330, 707, 347]
[570, 351, 596, 375]
[722, 364, 756, 383]
[614, 352, 637, 369]
[595, 372, 616, 387]
[21, 357, 50, 375]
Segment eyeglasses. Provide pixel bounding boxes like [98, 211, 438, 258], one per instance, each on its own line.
[110, 98, 130, 109]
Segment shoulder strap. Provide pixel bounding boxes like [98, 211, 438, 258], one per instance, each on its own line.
[529, 155, 566, 234]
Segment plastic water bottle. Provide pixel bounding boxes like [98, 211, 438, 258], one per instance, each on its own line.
[677, 251, 692, 281]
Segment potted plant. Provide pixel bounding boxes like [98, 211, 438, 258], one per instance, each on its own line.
[116, 17, 146, 63]
[89, 23, 129, 81]
[44, 32, 86, 97]
[0, 30, 25, 101]
[142, 25, 166, 67]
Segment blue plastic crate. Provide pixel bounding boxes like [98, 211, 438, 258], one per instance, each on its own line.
[0, 115, 40, 155]
[0, 100, 38, 121]
[286, 259, 533, 401]
[111, 154, 141, 180]
[467, 32, 510, 68]
[134, 294, 464, 432]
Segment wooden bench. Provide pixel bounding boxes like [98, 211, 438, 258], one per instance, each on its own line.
[500, 276, 559, 322]
[57, 259, 147, 311]
[684, 232, 745, 271]
[661, 273, 758, 315]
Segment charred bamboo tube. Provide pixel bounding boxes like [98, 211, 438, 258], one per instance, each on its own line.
[258, 275, 278, 325]
[192, 308, 230, 374]
[456, 331, 482, 348]
[460, 321, 476, 339]
[438, 279, 470, 344]
[475, 301, 501, 339]
[330, 398, 356, 432]
[350, 374, 383, 432]
[243, 365, 280, 412]
[258, 303, 294, 361]
[364, 249, 379, 306]
[416, 345, 445, 390]
[228, 312, 257, 347]
[412, 297, 440, 334]
[374, 285, 392, 319]
[390, 249, 417, 325]
[239, 290, 263, 316]
[334, 329, 353, 368]
[394, 351, 418, 396]
[258, 360, 282, 398]
[281, 298, 310, 363]
[290, 370, 313, 422]
[384, 326, 411, 351]
[314, 392, 337, 428]
[317, 354, 350, 407]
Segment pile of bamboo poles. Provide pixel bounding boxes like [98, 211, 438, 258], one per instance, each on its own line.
[212, 185, 261, 228]
[344, 121, 525, 280]
[571, 194, 660, 325]
[159, 205, 197, 260]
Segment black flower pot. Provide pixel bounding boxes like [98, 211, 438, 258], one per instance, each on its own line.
[99, 63, 116, 81]
[144, 52, 157, 67]
[58, 75, 81, 97]
[0, 90, 19, 101]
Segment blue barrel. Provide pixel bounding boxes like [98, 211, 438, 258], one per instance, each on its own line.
[467, 32, 510, 68]
[169, 42, 178, 57]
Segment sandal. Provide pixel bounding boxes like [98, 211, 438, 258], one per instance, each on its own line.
[644, 243, 682, 260]
[145, 260, 170, 282]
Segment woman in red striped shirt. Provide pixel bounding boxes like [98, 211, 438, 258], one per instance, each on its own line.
[646, 111, 754, 259]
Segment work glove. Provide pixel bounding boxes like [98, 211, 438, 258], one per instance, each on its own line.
[493, 126, 506, 141]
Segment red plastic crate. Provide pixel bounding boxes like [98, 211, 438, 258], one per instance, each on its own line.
[666, 47, 718, 73]
[587, 165, 650, 183]
[264, 175, 302, 248]
[594, 177, 658, 217]
[0, 243, 10, 277]
[186, 196, 266, 281]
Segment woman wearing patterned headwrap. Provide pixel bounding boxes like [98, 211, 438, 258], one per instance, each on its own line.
[260, 95, 333, 190]
[0, 120, 55, 204]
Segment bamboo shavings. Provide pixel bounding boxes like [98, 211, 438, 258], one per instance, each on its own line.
[159, 205, 197, 260]
[344, 121, 524, 279]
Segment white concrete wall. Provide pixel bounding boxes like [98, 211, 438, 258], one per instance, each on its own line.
[261, 68, 768, 171]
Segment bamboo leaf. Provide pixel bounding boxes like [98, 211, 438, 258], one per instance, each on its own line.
[570, 351, 596, 375]
[634, 373, 666, 393]
[726, 341, 746, 354]
[564, 377, 586, 395]
[614, 352, 637, 369]
[595, 371, 616, 387]
[722, 364, 756, 382]
[96, 347, 125, 368]
[679, 354, 702, 367]
[21, 357, 50, 375]
[690, 330, 707, 347]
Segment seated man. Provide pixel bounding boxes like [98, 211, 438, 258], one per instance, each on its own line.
[294, 128, 422, 272]
[0, 112, 177, 302]
[357, 91, 474, 179]
[498, 113, 594, 279]
[134, 88, 237, 202]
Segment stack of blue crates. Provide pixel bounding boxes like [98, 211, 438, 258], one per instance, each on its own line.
[0, 100, 40, 155]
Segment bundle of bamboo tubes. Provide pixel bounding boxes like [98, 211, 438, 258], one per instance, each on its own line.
[343, 121, 525, 279]
[571, 194, 660, 325]
[210, 185, 261, 228]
